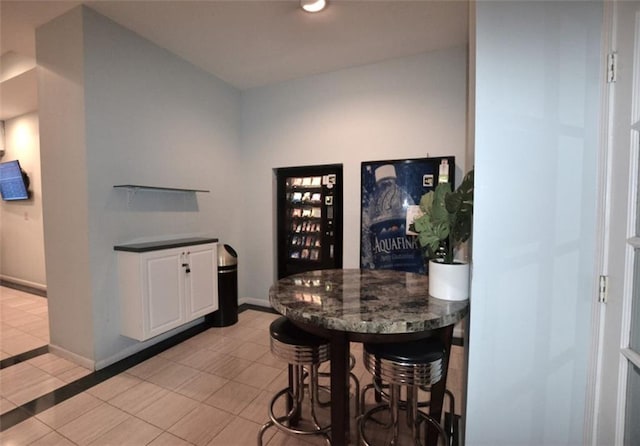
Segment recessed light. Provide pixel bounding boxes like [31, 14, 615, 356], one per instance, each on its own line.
[301, 0, 327, 13]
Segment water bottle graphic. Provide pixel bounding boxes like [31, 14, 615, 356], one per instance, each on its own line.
[368, 165, 422, 272]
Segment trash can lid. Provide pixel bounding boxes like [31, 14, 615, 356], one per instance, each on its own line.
[218, 244, 238, 267]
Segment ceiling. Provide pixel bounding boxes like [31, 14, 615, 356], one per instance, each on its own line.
[0, 0, 468, 118]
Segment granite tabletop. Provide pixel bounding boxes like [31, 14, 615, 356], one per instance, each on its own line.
[269, 268, 469, 334]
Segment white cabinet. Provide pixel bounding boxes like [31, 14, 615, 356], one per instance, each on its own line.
[143, 248, 185, 338]
[184, 244, 218, 319]
[116, 239, 218, 341]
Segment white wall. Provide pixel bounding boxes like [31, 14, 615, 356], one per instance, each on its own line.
[35, 6, 467, 367]
[466, 1, 602, 445]
[82, 8, 242, 367]
[239, 47, 468, 303]
[37, 7, 242, 367]
[0, 112, 46, 289]
[37, 7, 94, 362]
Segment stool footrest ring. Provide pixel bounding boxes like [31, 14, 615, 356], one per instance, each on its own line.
[359, 403, 448, 446]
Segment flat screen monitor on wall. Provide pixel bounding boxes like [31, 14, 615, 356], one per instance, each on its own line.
[0, 160, 30, 201]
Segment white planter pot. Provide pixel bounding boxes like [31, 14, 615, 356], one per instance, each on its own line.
[428, 260, 470, 301]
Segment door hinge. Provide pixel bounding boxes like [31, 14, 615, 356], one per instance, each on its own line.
[607, 52, 617, 83]
[599, 275, 608, 303]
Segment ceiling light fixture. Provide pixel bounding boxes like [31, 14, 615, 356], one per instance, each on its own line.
[301, 0, 327, 13]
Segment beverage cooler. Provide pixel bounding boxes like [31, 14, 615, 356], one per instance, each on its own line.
[276, 164, 343, 279]
[360, 156, 455, 275]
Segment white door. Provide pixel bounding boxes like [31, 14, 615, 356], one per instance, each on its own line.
[185, 243, 218, 319]
[145, 250, 185, 338]
[596, 1, 640, 444]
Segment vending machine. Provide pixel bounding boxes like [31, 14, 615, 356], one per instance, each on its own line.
[360, 156, 455, 274]
[275, 164, 343, 279]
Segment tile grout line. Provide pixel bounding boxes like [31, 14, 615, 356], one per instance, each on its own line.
[0, 305, 273, 433]
[2, 304, 463, 437]
[0, 345, 49, 370]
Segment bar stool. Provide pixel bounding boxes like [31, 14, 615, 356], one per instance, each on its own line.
[359, 338, 449, 446]
[361, 372, 456, 443]
[257, 317, 332, 445]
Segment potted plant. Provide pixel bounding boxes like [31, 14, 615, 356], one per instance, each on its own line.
[410, 168, 474, 300]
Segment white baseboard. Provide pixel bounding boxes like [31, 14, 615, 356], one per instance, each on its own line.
[0, 275, 46, 292]
[239, 297, 271, 308]
[94, 318, 203, 370]
[50, 301, 463, 372]
[50, 319, 205, 371]
[49, 344, 95, 370]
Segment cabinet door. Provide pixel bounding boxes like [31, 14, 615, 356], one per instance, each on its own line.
[144, 250, 185, 338]
[185, 243, 218, 319]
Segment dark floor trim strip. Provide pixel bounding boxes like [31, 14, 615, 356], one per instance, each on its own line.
[0, 280, 47, 298]
[0, 305, 464, 432]
[0, 317, 219, 432]
[0, 345, 49, 370]
[1, 306, 257, 430]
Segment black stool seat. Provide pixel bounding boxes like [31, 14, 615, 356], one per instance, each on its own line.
[269, 317, 330, 365]
[364, 337, 445, 364]
[359, 337, 449, 446]
[363, 337, 445, 387]
[270, 317, 328, 347]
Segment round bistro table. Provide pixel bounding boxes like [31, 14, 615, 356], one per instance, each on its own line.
[269, 268, 469, 446]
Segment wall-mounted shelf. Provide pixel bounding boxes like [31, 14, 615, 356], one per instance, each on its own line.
[113, 185, 210, 193]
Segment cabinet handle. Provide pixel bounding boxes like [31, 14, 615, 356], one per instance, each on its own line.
[182, 252, 191, 273]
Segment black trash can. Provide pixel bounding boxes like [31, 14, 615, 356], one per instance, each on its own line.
[208, 244, 238, 327]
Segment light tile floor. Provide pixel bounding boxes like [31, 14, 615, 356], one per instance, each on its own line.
[0, 286, 49, 359]
[0, 289, 465, 445]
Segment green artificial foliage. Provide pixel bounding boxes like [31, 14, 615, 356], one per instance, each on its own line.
[411, 169, 474, 264]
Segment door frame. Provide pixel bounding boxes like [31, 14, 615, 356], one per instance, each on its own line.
[584, 0, 615, 443]
[586, 0, 640, 444]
